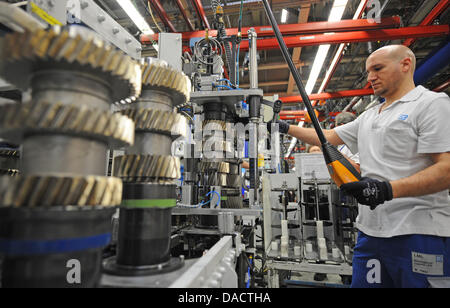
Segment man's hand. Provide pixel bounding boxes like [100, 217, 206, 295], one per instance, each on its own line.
[267, 120, 290, 134]
[341, 177, 393, 210]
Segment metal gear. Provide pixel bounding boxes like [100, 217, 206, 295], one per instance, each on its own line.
[141, 58, 191, 106]
[113, 155, 181, 182]
[0, 26, 141, 102]
[0, 174, 122, 208]
[0, 101, 135, 147]
[199, 161, 230, 173]
[120, 108, 187, 138]
[0, 149, 19, 157]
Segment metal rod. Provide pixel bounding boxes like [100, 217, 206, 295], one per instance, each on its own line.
[248, 28, 258, 89]
[261, 0, 327, 145]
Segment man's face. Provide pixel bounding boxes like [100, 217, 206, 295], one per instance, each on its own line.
[366, 51, 402, 97]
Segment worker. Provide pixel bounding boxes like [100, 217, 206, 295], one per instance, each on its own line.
[306, 144, 322, 154]
[270, 45, 450, 288]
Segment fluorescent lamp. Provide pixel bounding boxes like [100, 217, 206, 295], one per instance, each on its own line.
[116, 0, 158, 51]
[317, 0, 366, 94]
[304, 0, 348, 94]
[281, 9, 288, 23]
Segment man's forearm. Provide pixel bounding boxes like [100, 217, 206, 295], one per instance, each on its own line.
[287, 126, 343, 146]
[390, 159, 450, 198]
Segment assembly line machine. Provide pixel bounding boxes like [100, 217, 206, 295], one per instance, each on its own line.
[0, 1, 358, 288]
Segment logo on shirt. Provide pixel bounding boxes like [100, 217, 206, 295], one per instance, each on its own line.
[398, 114, 409, 121]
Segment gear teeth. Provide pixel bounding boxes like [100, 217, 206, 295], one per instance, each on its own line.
[202, 120, 227, 131]
[0, 175, 122, 208]
[199, 162, 230, 173]
[141, 58, 191, 105]
[120, 109, 187, 137]
[1, 27, 141, 102]
[0, 169, 19, 176]
[113, 155, 181, 182]
[0, 150, 19, 157]
[0, 101, 135, 147]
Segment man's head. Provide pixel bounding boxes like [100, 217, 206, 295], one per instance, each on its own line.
[335, 112, 356, 127]
[366, 45, 416, 98]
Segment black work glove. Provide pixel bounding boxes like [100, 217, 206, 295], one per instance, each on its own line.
[340, 177, 393, 210]
[267, 120, 290, 134]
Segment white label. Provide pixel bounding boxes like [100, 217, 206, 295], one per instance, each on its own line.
[412, 252, 444, 276]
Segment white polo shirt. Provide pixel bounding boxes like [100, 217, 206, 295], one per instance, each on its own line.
[338, 144, 360, 164]
[335, 86, 450, 238]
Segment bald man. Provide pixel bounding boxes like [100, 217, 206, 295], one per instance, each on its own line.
[273, 45, 450, 288]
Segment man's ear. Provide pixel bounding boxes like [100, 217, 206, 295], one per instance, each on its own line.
[401, 57, 413, 73]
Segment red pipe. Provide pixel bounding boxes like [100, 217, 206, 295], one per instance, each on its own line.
[141, 16, 401, 43]
[150, 0, 177, 32]
[191, 0, 210, 30]
[433, 79, 450, 92]
[279, 88, 374, 104]
[238, 25, 449, 51]
[175, 0, 195, 31]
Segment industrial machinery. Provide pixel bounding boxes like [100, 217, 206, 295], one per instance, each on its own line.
[0, 25, 140, 287]
[0, 0, 362, 289]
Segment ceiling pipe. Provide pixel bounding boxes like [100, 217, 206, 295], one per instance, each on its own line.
[414, 41, 450, 86]
[175, 0, 195, 31]
[150, 0, 177, 32]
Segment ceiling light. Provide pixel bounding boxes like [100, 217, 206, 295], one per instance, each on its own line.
[281, 9, 288, 23]
[304, 0, 348, 94]
[116, 0, 158, 51]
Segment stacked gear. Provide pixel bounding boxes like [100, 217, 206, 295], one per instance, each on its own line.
[0, 26, 140, 287]
[195, 103, 243, 229]
[104, 58, 191, 276]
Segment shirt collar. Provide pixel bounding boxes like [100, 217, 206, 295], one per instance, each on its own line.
[397, 85, 425, 103]
[378, 86, 425, 113]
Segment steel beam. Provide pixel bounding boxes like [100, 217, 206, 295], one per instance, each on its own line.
[403, 0, 450, 46]
[150, 0, 177, 32]
[175, 0, 195, 31]
[238, 25, 449, 51]
[191, 0, 210, 30]
[279, 88, 374, 104]
[141, 16, 401, 43]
